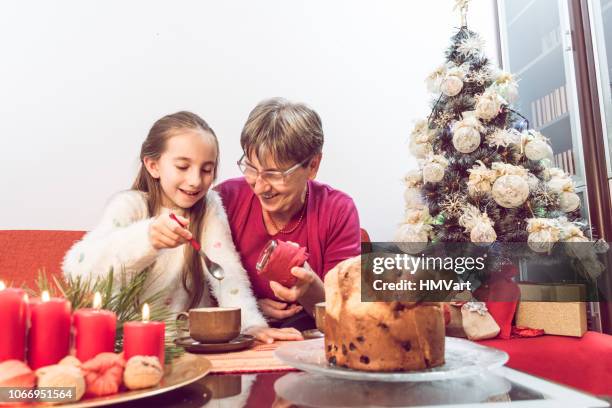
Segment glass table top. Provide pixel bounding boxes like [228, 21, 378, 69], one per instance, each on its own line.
[107, 365, 609, 408]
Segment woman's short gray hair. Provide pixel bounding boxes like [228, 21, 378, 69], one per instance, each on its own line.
[241, 98, 324, 166]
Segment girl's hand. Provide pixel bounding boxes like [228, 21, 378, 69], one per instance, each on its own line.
[149, 214, 193, 250]
[244, 326, 303, 344]
[257, 298, 303, 320]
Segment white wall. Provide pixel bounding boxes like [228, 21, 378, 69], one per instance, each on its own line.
[0, 0, 499, 240]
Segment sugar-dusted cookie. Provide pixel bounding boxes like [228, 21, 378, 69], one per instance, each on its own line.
[36, 364, 85, 401]
[59, 355, 82, 368]
[123, 356, 163, 390]
[0, 360, 35, 388]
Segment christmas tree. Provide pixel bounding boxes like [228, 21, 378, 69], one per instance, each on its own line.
[396, 1, 589, 257]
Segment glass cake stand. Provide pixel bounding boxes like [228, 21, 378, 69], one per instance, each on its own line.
[274, 371, 512, 406]
[274, 337, 509, 382]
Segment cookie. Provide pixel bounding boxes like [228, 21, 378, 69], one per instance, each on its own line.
[36, 364, 85, 401]
[123, 356, 163, 390]
[59, 355, 82, 368]
[81, 352, 125, 397]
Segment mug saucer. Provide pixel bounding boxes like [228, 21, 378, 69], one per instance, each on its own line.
[174, 334, 255, 353]
[302, 329, 324, 340]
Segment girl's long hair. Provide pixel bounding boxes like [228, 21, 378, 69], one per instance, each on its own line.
[132, 111, 219, 310]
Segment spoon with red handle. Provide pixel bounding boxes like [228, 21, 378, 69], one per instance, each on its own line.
[169, 213, 225, 281]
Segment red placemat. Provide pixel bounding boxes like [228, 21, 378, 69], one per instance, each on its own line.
[206, 341, 298, 374]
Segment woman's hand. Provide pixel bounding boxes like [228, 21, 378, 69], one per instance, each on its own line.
[257, 298, 303, 320]
[269, 263, 325, 316]
[244, 326, 303, 344]
[149, 214, 193, 250]
[269, 265, 317, 303]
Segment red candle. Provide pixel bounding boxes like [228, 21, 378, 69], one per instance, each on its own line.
[27, 291, 71, 369]
[0, 282, 28, 362]
[123, 304, 165, 366]
[73, 292, 117, 362]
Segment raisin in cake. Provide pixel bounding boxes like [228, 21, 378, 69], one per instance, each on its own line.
[324, 255, 445, 371]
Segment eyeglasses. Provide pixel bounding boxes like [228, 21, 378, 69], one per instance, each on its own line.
[237, 154, 311, 185]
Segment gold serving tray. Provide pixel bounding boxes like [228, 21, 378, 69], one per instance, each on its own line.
[48, 353, 211, 407]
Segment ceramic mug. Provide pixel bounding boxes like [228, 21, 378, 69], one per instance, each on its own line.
[177, 307, 241, 343]
[314, 302, 326, 334]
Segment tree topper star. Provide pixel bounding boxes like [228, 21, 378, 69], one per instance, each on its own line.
[454, 0, 471, 25]
[454, 0, 471, 11]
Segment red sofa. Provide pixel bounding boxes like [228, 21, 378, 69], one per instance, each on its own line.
[0, 230, 610, 395]
[479, 333, 612, 395]
[0, 230, 85, 287]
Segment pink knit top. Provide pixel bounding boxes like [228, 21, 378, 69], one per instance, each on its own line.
[216, 177, 361, 299]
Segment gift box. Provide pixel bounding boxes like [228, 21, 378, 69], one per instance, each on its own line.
[516, 283, 587, 337]
[445, 302, 500, 341]
[518, 282, 586, 302]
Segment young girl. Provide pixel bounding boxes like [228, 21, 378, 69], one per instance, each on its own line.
[62, 111, 302, 343]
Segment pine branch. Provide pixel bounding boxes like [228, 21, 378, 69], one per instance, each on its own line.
[33, 268, 61, 297]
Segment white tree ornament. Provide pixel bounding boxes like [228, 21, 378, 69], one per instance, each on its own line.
[423, 163, 446, 183]
[491, 70, 519, 103]
[524, 139, 553, 161]
[475, 89, 506, 121]
[404, 187, 425, 208]
[486, 128, 521, 148]
[395, 222, 431, 254]
[440, 67, 465, 97]
[470, 223, 497, 243]
[459, 204, 497, 243]
[527, 218, 560, 253]
[543, 167, 566, 182]
[452, 113, 484, 153]
[457, 35, 485, 58]
[491, 175, 529, 208]
[522, 131, 553, 161]
[548, 174, 573, 194]
[559, 191, 580, 212]
[559, 219, 588, 243]
[409, 141, 433, 158]
[467, 161, 496, 195]
[422, 155, 449, 183]
[404, 169, 423, 187]
[409, 120, 435, 159]
[426, 65, 446, 93]
[404, 206, 430, 224]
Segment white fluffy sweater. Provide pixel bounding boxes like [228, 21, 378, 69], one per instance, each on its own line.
[62, 190, 267, 330]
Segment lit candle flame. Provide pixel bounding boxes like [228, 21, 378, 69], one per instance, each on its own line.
[93, 292, 102, 309]
[23, 294, 29, 303]
[41, 290, 50, 302]
[0, 281, 5, 290]
[142, 303, 150, 322]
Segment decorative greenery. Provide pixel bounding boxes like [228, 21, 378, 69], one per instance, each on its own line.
[432, 213, 446, 225]
[32, 267, 183, 364]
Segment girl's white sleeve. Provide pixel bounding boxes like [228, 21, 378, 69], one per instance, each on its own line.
[62, 191, 159, 283]
[201, 191, 268, 329]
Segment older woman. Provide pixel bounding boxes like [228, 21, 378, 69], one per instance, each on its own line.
[216, 98, 361, 332]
